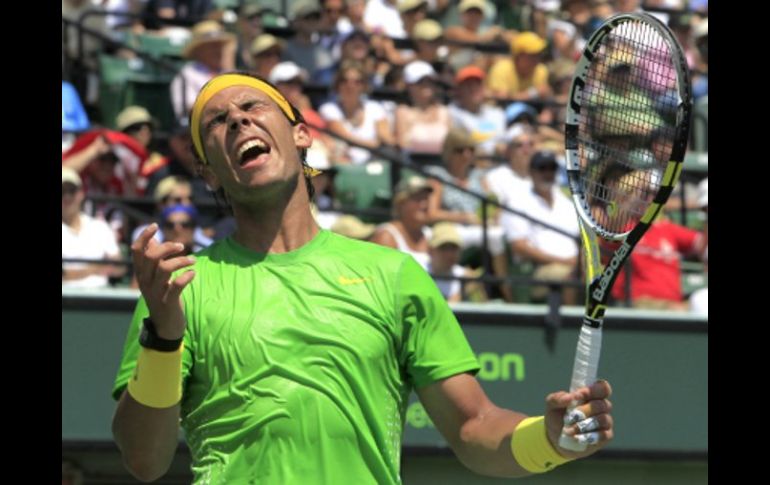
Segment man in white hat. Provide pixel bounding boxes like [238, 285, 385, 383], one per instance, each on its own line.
[170, 20, 237, 122]
[62, 167, 126, 288]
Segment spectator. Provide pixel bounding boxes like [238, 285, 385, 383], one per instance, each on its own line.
[427, 222, 476, 302]
[115, 106, 169, 185]
[444, 0, 514, 72]
[318, 0, 354, 59]
[62, 131, 149, 199]
[62, 130, 151, 241]
[171, 20, 236, 122]
[344, 0, 368, 32]
[410, 19, 453, 86]
[249, 34, 286, 80]
[319, 60, 395, 165]
[285, 0, 335, 74]
[605, 171, 706, 310]
[363, 0, 405, 38]
[311, 29, 383, 95]
[500, 151, 579, 304]
[447, 66, 507, 158]
[395, 61, 451, 154]
[235, 3, 264, 70]
[158, 204, 200, 255]
[426, 128, 511, 299]
[487, 32, 552, 101]
[131, 175, 213, 251]
[484, 126, 536, 207]
[62, 168, 126, 288]
[371, 175, 433, 269]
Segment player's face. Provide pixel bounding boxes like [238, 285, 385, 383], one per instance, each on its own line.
[198, 85, 311, 202]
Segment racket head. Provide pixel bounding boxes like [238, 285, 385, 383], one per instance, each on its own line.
[565, 13, 693, 242]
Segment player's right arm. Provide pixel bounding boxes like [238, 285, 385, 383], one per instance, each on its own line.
[112, 223, 196, 482]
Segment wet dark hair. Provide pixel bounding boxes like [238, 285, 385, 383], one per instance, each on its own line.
[189, 71, 315, 208]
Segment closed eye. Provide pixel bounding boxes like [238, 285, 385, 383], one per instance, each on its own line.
[206, 112, 227, 130]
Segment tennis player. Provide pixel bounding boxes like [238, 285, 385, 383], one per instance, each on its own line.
[111, 72, 614, 483]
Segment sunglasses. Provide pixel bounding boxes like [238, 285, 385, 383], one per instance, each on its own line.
[162, 195, 192, 205]
[256, 49, 281, 58]
[98, 153, 119, 164]
[453, 146, 474, 154]
[532, 164, 558, 172]
[162, 220, 194, 230]
[340, 77, 364, 85]
[301, 12, 322, 21]
[62, 185, 79, 196]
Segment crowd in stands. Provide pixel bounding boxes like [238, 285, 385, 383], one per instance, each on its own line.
[62, 0, 708, 313]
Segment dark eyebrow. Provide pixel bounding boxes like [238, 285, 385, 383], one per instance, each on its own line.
[239, 98, 271, 111]
[202, 108, 227, 127]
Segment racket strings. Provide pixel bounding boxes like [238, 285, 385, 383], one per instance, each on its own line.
[576, 19, 679, 236]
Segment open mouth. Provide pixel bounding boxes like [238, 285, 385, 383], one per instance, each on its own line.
[237, 139, 271, 166]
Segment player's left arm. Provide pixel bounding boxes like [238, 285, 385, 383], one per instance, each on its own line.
[416, 373, 614, 477]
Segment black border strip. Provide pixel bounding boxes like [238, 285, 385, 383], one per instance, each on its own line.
[62, 440, 706, 462]
[454, 310, 708, 333]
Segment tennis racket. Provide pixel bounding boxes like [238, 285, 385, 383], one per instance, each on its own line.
[559, 12, 692, 451]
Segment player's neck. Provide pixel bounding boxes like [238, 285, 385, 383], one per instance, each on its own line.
[230, 189, 320, 254]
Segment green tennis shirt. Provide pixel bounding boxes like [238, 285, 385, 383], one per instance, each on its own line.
[113, 230, 480, 484]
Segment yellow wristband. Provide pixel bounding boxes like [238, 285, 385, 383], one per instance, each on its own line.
[126, 344, 184, 408]
[511, 416, 571, 473]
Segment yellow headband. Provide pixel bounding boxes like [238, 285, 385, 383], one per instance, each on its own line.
[190, 74, 296, 164]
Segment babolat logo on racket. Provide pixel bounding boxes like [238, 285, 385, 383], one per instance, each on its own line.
[593, 241, 631, 301]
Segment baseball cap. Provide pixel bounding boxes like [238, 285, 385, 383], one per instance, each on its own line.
[530, 151, 559, 170]
[269, 61, 308, 84]
[115, 106, 154, 132]
[458, 0, 487, 14]
[62, 167, 82, 187]
[429, 222, 462, 248]
[331, 215, 376, 240]
[250, 34, 284, 56]
[394, 175, 433, 203]
[403, 61, 437, 84]
[412, 19, 443, 41]
[398, 0, 427, 13]
[511, 32, 547, 55]
[455, 66, 485, 84]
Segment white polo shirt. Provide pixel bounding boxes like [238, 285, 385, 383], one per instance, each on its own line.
[500, 185, 579, 260]
[62, 213, 120, 289]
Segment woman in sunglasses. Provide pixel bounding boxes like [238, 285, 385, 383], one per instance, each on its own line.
[158, 205, 199, 256]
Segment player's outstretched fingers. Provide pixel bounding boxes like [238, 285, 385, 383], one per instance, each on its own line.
[164, 268, 196, 304]
[564, 399, 613, 426]
[564, 413, 614, 437]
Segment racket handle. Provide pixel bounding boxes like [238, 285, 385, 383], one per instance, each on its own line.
[558, 323, 602, 452]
